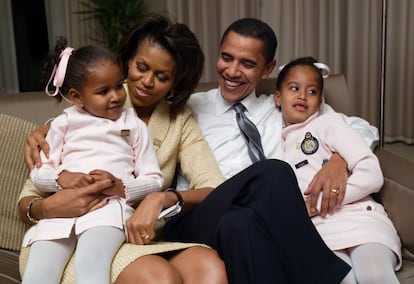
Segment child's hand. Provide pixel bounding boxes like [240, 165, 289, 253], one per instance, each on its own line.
[57, 171, 95, 189]
[89, 169, 125, 197]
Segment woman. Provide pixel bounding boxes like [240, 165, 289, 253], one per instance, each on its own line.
[19, 14, 227, 284]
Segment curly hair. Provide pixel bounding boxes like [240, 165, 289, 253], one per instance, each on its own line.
[118, 14, 204, 117]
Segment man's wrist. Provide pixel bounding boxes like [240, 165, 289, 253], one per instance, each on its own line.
[331, 152, 347, 167]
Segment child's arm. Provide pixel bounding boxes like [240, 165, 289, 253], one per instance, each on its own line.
[322, 113, 383, 205]
[117, 118, 164, 203]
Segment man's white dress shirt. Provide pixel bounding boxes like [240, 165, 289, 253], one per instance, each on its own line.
[187, 87, 378, 179]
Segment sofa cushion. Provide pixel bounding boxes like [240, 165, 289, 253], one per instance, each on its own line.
[0, 248, 20, 283]
[0, 114, 34, 251]
[374, 148, 414, 261]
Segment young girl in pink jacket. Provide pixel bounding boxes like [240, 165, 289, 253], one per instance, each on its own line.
[275, 56, 401, 284]
[22, 38, 163, 284]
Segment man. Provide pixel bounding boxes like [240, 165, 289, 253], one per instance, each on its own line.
[188, 18, 377, 215]
[164, 18, 377, 283]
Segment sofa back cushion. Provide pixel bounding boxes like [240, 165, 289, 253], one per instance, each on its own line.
[0, 114, 34, 251]
[0, 92, 68, 126]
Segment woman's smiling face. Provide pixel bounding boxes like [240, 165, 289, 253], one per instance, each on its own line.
[127, 38, 176, 112]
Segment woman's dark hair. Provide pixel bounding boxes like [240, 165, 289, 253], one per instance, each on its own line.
[42, 37, 120, 102]
[118, 14, 205, 116]
[221, 18, 277, 65]
[276, 56, 324, 92]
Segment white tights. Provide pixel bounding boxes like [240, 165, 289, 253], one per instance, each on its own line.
[22, 226, 125, 284]
[22, 232, 76, 284]
[336, 243, 399, 284]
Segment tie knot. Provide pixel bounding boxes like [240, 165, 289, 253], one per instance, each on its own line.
[233, 102, 246, 113]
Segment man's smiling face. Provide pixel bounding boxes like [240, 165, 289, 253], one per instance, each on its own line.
[216, 31, 275, 102]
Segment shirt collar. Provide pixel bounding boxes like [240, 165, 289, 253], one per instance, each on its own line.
[216, 87, 257, 115]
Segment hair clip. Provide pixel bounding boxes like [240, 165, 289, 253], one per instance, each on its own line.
[313, 62, 330, 79]
[45, 47, 74, 98]
[278, 61, 330, 79]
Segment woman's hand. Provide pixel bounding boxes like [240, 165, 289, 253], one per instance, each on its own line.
[18, 179, 113, 224]
[24, 124, 51, 170]
[126, 192, 166, 245]
[304, 153, 348, 217]
[44, 179, 113, 217]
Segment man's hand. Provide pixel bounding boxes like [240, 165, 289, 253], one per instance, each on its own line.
[304, 153, 348, 217]
[24, 124, 51, 170]
[304, 199, 319, 217]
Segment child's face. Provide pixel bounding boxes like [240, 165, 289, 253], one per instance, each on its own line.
[274, 65, 322, 126]
[73, 60, 126, 121]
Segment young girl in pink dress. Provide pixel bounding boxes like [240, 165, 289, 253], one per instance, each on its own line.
[22, 38, 163, 284]
[275, 56, 401, 284]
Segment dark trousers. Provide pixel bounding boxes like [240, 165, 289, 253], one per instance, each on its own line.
[163, 159, 350, 284]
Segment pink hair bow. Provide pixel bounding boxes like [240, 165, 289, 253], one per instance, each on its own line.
[45, 47, 74, 97]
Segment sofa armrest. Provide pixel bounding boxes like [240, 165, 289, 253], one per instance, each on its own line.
[373, 147, 414, 262]
[0, 248, 20, 284]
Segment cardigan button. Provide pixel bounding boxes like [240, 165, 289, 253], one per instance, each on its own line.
[366, 205, 372, 211]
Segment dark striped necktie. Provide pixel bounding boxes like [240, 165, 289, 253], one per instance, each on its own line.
[233, 102, 266, 163]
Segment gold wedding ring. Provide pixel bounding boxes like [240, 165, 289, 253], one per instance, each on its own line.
[330, 188, 340, 195]
[141, 233, 150, 239]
